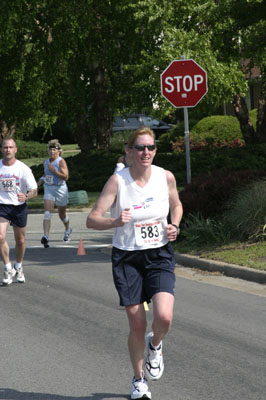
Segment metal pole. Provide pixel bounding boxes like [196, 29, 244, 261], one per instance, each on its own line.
[184, 106, 191, 184]
[181, 55, 191, 184]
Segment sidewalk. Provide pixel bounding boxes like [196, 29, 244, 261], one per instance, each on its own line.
[175, 253, 266, 285]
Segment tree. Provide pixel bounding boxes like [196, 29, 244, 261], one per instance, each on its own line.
[206, 0, 266, 143]
[0, 0, 164, 149]
[1, 0, 264, 150]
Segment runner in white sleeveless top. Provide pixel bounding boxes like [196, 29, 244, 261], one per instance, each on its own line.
[38, 139, 72, 248]
[87, 127, 183, 399]
[114, 142, 132, 173]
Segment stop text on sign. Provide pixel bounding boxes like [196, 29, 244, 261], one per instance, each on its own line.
[164, 75, 204, 93]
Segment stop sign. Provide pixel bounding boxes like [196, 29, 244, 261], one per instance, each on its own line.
[161, 59, 208, 108]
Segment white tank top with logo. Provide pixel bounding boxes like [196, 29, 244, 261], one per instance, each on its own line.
[111, 165, 169, 251]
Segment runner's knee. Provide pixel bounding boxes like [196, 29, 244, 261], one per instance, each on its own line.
[0, 232, 6, 243]
[44, 211, 52, 220]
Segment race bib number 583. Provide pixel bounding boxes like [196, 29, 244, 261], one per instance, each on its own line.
[134, 221, 163, 246]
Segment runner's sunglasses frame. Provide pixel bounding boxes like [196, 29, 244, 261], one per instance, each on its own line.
[131, 144, 156, 151]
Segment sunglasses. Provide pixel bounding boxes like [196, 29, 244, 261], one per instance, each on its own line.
[49, 146, 60, 150]
[133, 144, 156, 151]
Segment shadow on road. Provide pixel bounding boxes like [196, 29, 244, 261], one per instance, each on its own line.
[8, 247, 111, 267]
[0, 389, 129, 400]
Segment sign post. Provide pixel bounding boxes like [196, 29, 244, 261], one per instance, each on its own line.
[160, 57, 207, 183]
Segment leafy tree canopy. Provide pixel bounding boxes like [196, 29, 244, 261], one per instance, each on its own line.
[0, 0, 264, 146]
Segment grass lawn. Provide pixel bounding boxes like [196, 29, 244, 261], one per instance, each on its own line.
[173, 240, 266, 272]
[27, 192, 100, 210]
[23, 144, 80, 167]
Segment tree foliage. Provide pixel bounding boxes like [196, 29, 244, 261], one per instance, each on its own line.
[206, 0, 266, 142]
[0, 0, 265, 148]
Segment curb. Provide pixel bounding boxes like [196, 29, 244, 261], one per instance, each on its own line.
[175, 253, 266, 285]
[101, 246, 266, 285]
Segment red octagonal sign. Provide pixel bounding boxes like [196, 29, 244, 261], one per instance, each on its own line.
[161, 59, 208, 108]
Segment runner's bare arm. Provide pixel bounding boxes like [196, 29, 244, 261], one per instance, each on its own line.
[48, 158, 69, 181]
[17, 188, 38, 202]
[165, 170, 183, 239]
[86, 174, 131, 230]
[26, 188, 38, 200]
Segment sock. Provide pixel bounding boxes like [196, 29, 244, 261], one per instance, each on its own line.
[14, 262, 22, 270]
[150, 341, 161, 351]
[4, 262, 12, 271]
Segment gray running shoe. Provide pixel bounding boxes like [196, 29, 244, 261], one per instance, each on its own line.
[41, 235, 50, 248]
[3, 267, 16, 285]
[63, 227, 72, 242]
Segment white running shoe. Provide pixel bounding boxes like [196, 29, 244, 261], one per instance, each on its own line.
[63, 227, 72, 242]
[2, 267, 16, 285]
[41, 235, 50, 248]
[130, 372, 151, 399]
[144, 332, 164, 380]
[15, 266, 26, 283]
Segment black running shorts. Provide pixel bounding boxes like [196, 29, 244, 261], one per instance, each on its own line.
[111, 242, 176, 307]
[0, 203, 28, 228]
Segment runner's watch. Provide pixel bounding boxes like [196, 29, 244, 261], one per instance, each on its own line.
[172, 224, 180, 234]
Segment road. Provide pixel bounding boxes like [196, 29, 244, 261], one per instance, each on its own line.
[0, 212, 265, 400]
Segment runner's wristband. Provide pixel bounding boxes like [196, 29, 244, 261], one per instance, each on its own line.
[172, 224, 180, 234]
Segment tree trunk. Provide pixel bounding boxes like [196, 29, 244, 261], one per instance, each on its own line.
[75, 114, 93, 153]
[94, 65, 112, 149]
[232, 94, 256, 144]
[256, 76, 266, 140]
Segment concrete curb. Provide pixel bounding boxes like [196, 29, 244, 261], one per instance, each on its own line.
[175, 253, 266, 285]
[102, 246, 266, 285]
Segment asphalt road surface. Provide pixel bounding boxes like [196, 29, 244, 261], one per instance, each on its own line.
[0, 212, 265, 400]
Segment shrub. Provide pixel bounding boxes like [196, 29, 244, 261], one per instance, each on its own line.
[58, 151, 118, 192]
[172, 137, 245, 152]
[16, 140, 47, 158]
[110, 131, 132, 153]
[157, 119, 198, 152]
[181, 213, 229, 245]
[222, 179, 266, 241]
[161, 111, 258, 152]
[169, 118, 199, 138]
[179, 169, 266, 219]
[190, 115, 242, 143]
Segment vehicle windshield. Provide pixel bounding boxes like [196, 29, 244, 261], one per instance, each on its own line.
[142, 116, 160, 126]
[113, 117, 124, 127]
[124, 117, 140, 127]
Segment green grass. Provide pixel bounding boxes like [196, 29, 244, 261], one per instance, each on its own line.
[173, 240, 266, 272]
[22, 144, 80, 167]
[27, 192, 100, 210]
